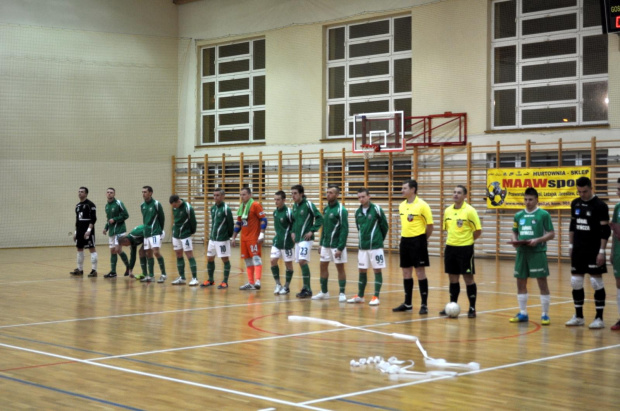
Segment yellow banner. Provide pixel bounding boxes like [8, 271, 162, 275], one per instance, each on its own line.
[486, 167, 591, 209]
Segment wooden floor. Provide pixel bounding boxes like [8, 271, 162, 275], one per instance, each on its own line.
[1, 245, 619, 410]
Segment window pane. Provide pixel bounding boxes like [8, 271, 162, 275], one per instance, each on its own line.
[394, 58, 412, 93]
[522, 106, 576, 125]
[494, 89, 516, 127]
[253, 110, 265, 140]
[394, 17, 412, 52]
[328, 27, 345, 60]
[219, 42, 249, 58]
[202, 115, 215, 143]
[494, 46, 516, 84]
[350, 100, 389, 115]
[219, 60, 249, 75]
[328, 104, 345, 136]
[522, 0, 575, 14]
[253, 40, 265, 70]
[583, 35, 608, 75]
[202, 82, 215, 110]
[494, 0, 516, 39]
[349, 81, 389, 97]
[219, 95, 249, 109]
[219, 129, 250, 142]
[329, 67, 345, 99]
[522, 13, 576, 36]
[583, 0, 602, 27]
[349, 20, 389, 39]
[349, 40, 389, 58]
[522, 84, 575, 103]
[202, 47, 215, 77]
[583, 81, 608, 122]
[349, 61, 389, 78]
[219, 78, 249, 93]
[253, 76, 265, 106]
[522, 38, 575, 59]
[522, 61, 576, 81]
[219, 112, 249, 126]
[395, 98, 411, 119]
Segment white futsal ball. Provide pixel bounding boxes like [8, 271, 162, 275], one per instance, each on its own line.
[444, 302, 461, 318]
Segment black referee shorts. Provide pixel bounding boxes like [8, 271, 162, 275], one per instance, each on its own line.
[444, 244, 475, 275]
[399, 235, 429, 268]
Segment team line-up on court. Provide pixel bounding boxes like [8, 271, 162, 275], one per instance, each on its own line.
[71, 177, 620, 331]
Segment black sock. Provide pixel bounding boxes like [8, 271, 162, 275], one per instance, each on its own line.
[449, 282, 460, 303]
[573, 288, 585, 318]
[404, 278, 414, 306]
[466, 283, 477, 310]
[418, 278, 428, 306]
[594, 288, 606, 320]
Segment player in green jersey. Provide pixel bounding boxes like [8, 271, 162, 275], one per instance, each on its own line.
[103, 188, 130, 278]
[610, 178, 620, 331]
[117, 225, 147, 280]
[510, 187, 555, 325]
[140, 186, 166, 283]
[271, 190, 295, 295]
[169, 195, 199, 286]
[204, 188, 235, 289]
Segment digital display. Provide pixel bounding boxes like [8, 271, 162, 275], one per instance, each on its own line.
[601, 0, 620, 33]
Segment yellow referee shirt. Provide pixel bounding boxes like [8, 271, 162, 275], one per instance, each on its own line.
[399, 196, 433, 237]
[443, 202, 481, 246]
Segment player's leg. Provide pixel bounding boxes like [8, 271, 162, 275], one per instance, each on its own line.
[349, 250, 368, 303]
[279, 252, 294, 295]
[589, 274, 606, 329]
[413, 236, 430, 314]
[72, 241, 85, 275]
[183, 238, 198, 285]
[171, 237, 186, 285]
[106, 235, 118, 277]
[370, 249, 386, 305]
[204, 240, 216, 286]
[143, 238, 155, 282]
[270, 247, 282, 294]
[251, 242, 263, 289]
[393, 238, 414, 312]
[537, 276, 551, 325]
[566, 272, 586, 326]
[613, 276, 620, 330]
[87, 242, 98, 277]
[315, 247, 332, 299]
[335, 248, 347, 301]
[295, 241, 313, 298]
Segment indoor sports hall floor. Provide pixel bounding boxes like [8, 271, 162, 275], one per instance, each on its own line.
[0, 245, 618, 410]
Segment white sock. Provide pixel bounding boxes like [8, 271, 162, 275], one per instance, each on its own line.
[616, 291, 620, 316]
[518, 293, 528, 315]
[91, 252, 98, 270]
[540, 294, 551, 316]
[77, 251, 84, 270]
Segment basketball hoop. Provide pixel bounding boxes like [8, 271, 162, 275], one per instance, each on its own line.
[361, 144, 380, 159]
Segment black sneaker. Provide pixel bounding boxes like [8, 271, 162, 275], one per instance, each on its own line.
[419, 305, 428, 315]
[88, 270, 98, 277]
[392, 303, 413, 312]
[296, 288, 313, 299]
[123, 269, 130, 277]
[439, 309, 448, 316]
[468, 307, 476, 318]
[70, 268, 84, 276]
[104, 272, 117, 278]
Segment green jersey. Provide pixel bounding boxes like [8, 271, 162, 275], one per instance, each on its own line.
[513, 207, 554, 253]
[126, 225, 145, 247]
[172, 199, 197, 239]
[210, 202, 234, 241]
[320, 200, 348, 251]
[141, 198, 165, 237]
[273, 205, 294, 250]
[104, 199, 129, 236]
[612, 203, 620, 259]
[355, 201, 389, 250]
[292, 196, 323, 242]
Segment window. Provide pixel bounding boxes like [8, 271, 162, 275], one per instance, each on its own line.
[491, 0, 608, 129]
[326, 16, 412, 138]
[205, 163, 265, 194]
[200, 39, 266, 145]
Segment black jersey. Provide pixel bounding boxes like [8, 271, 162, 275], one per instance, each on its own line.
[75, 199, 97, 232]
[569, 195, 609, 251]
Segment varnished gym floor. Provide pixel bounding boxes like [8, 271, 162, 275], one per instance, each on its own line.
[0, 245, 619, 410]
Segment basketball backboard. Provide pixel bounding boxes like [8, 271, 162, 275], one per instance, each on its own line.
[351, 111, 406, 154]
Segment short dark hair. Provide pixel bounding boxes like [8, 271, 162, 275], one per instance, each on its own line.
[169, 194, 180, 204]
[524, 187, 538, 198]
[576, 177, 591, 188]
[403, 179, 418, 191]
[455, 185, 467, 195]
[291, 184, 304, 194]
[357, 187, 370, 195]
[143, 185, 153, 193]
[241, 186, 252, 195]
[275, 190, 286, 200]
[79, 186, 89, 194]
[107, 187, 115, 192]
[214, 188, 225, 196]
[327, 185, 340, 195]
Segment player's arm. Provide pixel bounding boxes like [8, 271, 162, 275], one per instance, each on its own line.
[231, 216, 242, 246]
[471, 209, 482, 241]
[259, 213, 267, 243]
[189, 206, 197, 235]
[423, 204, 433, 239]
[157, 202, 165, 229]
[379, 208, 389, 239]
[226, 208, 235, 238]
[117, 202, 129, 223]
[85, 203, 96, 239]
[337, 208, 349, 251]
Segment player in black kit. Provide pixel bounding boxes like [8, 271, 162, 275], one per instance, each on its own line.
[70, 187, 98, 277]
[566, 177, 610, 329]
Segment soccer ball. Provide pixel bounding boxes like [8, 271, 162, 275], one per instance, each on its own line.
[444, 302, 461, 318]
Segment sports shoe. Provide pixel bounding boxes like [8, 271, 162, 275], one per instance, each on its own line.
[439, 310, 448, 316]
[278, 285, 290, 295]
[311, 291, 330, 300]
[70, 268, 84, 276]
[240, 282, 256, 290]
[134, 274, 145, 280]
[172, 277, 186, 285]
[296, 287, 312, 299]
[201, 280, 215, 287]
[217, 282, 228, 289]
[104, 272, 117, 279]
[419, 305, 428, 315]
[123, 269, 130, 277]
[338, 293, 347, 302]
[369, 296, 380, 306]
[509, 313, 529, 323]
[88, 270, 97, 277]
[274, 284, 283, 295]
[254, 280, 261, 290]
[392, 303, 413, 312]
[188, 278, 199, 286]
[565, 315, 585, 326]
[541, 315, 550, 326]
[467, 307, 476, 318]
[589, 318, 605, 329]
[611, 320, 620, 331]
[140, 276, 154, 283]
[347, 295, 364, 304]
[157, 274, 167, 283]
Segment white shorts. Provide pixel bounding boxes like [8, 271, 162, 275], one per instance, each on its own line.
[143, 235, 162, 250]
[207, 240, 231, 258]
[295, 241, 313, 263]
[270, 246, 294, 262]
[320, 246, 348, 263]
[358, 249, 386, 270]
[173, 237, 193, 252]
[108, 233, 125, 248]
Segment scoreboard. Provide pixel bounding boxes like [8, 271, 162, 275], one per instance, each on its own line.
[601, 0, 620, 34]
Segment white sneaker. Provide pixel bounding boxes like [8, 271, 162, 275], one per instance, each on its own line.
[157, 274, 167, 283]
[589, 318, 605, 329]
[369, 296, 380, 306]
[565, 315, 585, 326]
[171, 277, 186, 285]
[274, 284, 282, 295]
[188, 278, 199, 286]
[311, 291, 330, 300]
[338, 293, 347, 302]
[347, 295, 364, 303]
[254, 280, 261, 290]
[239, 282, 256, 290]
[278, 285, 290, 295]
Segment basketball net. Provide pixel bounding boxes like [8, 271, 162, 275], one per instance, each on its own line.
[361, 144, 380, 160]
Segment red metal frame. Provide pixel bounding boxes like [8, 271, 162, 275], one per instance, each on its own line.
[405, 112, 467, 147]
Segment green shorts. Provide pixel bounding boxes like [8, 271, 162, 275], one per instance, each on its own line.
[613, 251, 620, 278]
[514, 251, 549, 279]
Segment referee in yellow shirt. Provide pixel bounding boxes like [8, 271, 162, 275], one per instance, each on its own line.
[440, 185, 482, 318]
[393, 179, 434, 313]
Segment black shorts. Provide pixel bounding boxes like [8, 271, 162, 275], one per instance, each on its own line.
[400, 235, 429, 268]
[76, 231, 96, 249]
[571, 248, 607, 275]
[444, 245, 475, 275]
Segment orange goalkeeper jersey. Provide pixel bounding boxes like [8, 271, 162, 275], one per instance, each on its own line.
[238, 201, 266, 241]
